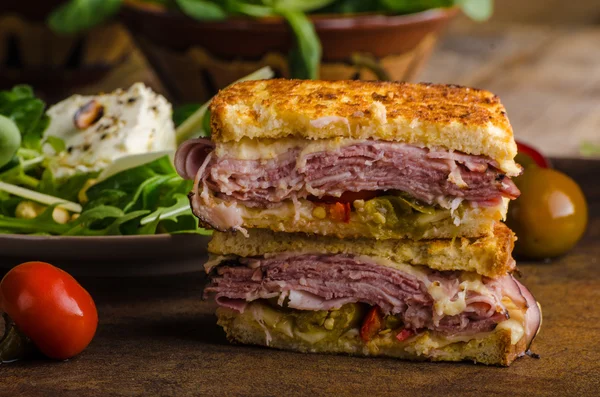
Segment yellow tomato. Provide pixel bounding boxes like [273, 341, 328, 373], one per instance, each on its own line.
[507, 166, 588, 259]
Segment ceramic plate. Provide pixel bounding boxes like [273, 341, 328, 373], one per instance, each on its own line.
[0, 233, 211, 277]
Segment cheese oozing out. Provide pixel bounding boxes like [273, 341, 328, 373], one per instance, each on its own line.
[44, 83, 176, 179]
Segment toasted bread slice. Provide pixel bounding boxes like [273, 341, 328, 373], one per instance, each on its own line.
[208, 223, 515, 278]
[210, 79, 519, 175]
[216, 302, 527, 366]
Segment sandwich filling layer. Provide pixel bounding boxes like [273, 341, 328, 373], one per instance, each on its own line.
[205, 253, 541, 347]
[176, 138, 520, 233]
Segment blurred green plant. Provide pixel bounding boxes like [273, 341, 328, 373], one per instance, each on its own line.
[580, 141, 600, 157]
[49, 0, 494, 80]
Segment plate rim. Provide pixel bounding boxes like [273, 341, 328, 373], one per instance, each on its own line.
[0, 232, 211, 242]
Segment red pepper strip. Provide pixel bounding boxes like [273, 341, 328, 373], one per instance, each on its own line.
[329, 202, 351, 223]
[343, 202, 351, 223]
[395, 328, 415, 342]
[360, 307, 384, 343]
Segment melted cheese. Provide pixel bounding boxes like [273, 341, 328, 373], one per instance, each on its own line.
[215, 137, 305, 160]
[368, 258, 500, 320]
[356, 255, 432, 282]
[496, 319, 525, 345]
[214, 136, 363, 161]
[429, 272, 494, 317]
[428, 282, 468, 317]
[500, 296, 526, 345]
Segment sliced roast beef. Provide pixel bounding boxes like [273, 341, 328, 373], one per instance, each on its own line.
[205, 254, 521, 337]
[176, 139, 520, 209]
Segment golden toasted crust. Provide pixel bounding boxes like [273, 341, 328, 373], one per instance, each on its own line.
[216, 304, 526, 366]
[208, 224, 515, 278]
[210, 79, 518, 172]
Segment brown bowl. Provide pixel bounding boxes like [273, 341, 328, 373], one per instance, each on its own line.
[121, 3, 458, 103]
[0, 0, 133, 103]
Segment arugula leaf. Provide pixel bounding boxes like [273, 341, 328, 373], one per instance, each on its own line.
[38, 169, 98, 203]
[0, 85, 34, 103]
[0, 160, 40, 189]
[86, 156, 175, 209]
[124, 175, 178, 212]
[140, 193, 210, 234]
[176, 0, 228, 20]
[97, 151, 175, 182]
[0, 196, 22, 218]
[140, 193, 191, 226]
[63, 206, 150, 236]
[0, 85, 48, 152]
[276, 8, 321, 79]
[48, 0, 122, 34]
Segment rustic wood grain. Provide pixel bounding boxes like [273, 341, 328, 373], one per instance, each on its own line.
[2, 158, 599, 396]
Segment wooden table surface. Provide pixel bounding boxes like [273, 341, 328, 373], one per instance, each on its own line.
[78, 21, 600, 159]
[2, 158, 599, 396]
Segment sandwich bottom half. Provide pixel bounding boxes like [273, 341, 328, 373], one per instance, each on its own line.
[217, 302, 525, 366]
[204, 228, 542, 366]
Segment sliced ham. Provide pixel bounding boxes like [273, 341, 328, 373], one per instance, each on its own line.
[514, 278, 542, 348]
[176, 139, 520, 211]
[205, 254, 529, 337]
[175, 138, 214, 181]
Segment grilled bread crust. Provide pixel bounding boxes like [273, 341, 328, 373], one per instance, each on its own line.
[208, 223, 515, 278]
[210, 79, 519, 174]
[216, 306, 526, 366]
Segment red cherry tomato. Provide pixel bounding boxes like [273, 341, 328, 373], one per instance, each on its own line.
[360, 306, 384, 343]
[516, 141, 551, 169]
[0, 262, 98, 360]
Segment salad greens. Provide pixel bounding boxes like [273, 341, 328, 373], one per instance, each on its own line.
[0, 87, 204, 236]
[0, 66, 273, 236]
[49, 0, 494, 80]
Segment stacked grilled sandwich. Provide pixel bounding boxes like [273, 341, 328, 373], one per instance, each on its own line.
[175, 79, 542, 366]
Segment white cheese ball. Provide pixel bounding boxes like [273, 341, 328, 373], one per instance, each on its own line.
[44, 83, 176, 178]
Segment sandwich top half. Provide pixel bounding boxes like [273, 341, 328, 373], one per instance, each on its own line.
[205, 225, 541, 366]
[176, 79, 522, 240]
